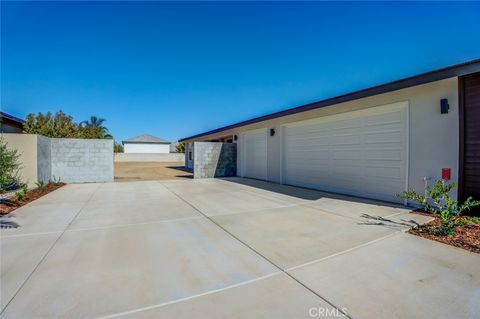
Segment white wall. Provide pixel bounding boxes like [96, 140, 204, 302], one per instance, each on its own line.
[185, 142, 194, 169]
[114, 153, 184, 162]
[186, 77, 460, 201]
[124, 143, 170, 154]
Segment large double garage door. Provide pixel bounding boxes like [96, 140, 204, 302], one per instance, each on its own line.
[242, 102, 408, 202]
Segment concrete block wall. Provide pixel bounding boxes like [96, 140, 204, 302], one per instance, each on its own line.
[50, 138, 114, 183]
[193, 142, 236, 179]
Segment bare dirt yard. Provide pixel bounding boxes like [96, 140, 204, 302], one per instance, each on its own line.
[114, 161, 192, 181]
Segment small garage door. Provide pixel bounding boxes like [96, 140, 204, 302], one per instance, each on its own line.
[241, 128, 267, 180]
[283, 102, 408, 202]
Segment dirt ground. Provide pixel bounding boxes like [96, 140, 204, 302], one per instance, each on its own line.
[114, 162, 192, 181]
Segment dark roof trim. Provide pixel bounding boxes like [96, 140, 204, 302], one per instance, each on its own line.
[179, 58, 480, 142]
[0, 112, 25, 124]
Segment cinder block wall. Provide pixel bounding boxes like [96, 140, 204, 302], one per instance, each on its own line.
[194, 142, 236, 178]
[50, 138, 114, 183]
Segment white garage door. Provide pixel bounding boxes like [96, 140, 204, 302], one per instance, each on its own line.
[241, 128, 268, 180]
[283, 102, 408, 202]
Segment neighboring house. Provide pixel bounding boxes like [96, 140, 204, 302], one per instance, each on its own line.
[0, 111, 24, 133]
[180, 58, 480, 204]
[122, 134, 171, 153]
[169, 143, 178, 153]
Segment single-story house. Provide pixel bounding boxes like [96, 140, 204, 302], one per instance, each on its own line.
[122, 134, 171, 153]
[180, 58, 480, 204]
[0, 112, 24, 133]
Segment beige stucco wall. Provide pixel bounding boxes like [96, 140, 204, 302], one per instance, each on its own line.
[2, 134, 39, 188]
[185, 77, 459, 199]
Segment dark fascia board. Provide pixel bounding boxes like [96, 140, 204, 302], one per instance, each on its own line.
[179, 58, 480, 142]
[0, 112, 25, 124]
[122, 141, 171, 145]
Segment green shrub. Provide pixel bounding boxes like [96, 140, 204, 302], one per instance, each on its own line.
[24, 111, 112, 139]
[35, 181, 46, 193]
[397, 180, 480, 235]
[15, 190, 25, 202]
[15, 184, 28, 202]
[0, 137, 22, 193]
[114, 142, 124, 153]
[175, 142, 185, 153]
[51, 176, 62, 186]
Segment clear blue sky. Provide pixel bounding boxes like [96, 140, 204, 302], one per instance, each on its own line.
[2, 2, 480, 142]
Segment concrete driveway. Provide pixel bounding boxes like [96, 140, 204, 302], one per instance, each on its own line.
[1, 178, 479, 318]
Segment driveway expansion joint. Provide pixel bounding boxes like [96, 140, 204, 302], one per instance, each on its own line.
[0, 183, 103, 315]
[162, 182, 353, 319]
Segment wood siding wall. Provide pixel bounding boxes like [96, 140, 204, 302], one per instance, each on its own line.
[459, 72, 480, 214]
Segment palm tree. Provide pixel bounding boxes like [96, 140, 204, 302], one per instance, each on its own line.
[81, 116, 111, 139]
[81, 116, 106, 129]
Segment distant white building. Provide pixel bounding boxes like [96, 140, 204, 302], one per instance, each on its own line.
[122, 134, 171, 154]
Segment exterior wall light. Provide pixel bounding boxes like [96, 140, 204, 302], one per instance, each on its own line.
[233, 134, 238, 141]
[441, 98, 449, 114]
[270, 128, 276, 136]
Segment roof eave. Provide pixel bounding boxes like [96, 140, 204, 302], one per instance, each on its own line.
[179, 58, 480, 142]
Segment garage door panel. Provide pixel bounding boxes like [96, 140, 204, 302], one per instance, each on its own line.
[242, 129, 267, 180]
[332, 150, 362, 159]
[364, 165, 403, 179]
[283, 102, 408, 202]
[366, 150, 402, 161]
[330, 135, 362, 145]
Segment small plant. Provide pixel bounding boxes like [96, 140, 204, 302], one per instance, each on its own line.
[397, 180, 480, 235]
[35, 181, 46, 193]
[51, 176, 62, 186]
[15, 184, 28, 202]
[15, 190, 25, 202]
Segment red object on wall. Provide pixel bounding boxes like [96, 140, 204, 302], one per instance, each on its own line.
[442, 168, 451, 180]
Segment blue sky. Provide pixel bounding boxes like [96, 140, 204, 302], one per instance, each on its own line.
[2, 1, 480, 142]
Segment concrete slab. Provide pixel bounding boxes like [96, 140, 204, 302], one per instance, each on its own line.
[218, 178, 329, 203]
[28, 183, 100, 205]
[357, 212, 435, 231]
[88, 181, 173, 203]
[69, 196, 202, 230]
[1, 218, 278, 318]
[289, 232, 480, 319]
[1, 178, 474, 318]
[305, 197, 410, 221]
[0, 233, 59, 311]
[0, 202, 85, 236]
[212, 205, 396, 269]
[180, 190, 295, 217]
[118, 273, 340, 319]
[160, 179, 250, 196]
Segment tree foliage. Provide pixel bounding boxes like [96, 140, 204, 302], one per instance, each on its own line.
[23, 111, 113, 139]
[175, 142, 185, 153]
[114, 142, 124, 153]
[0, 137, 22, 193]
